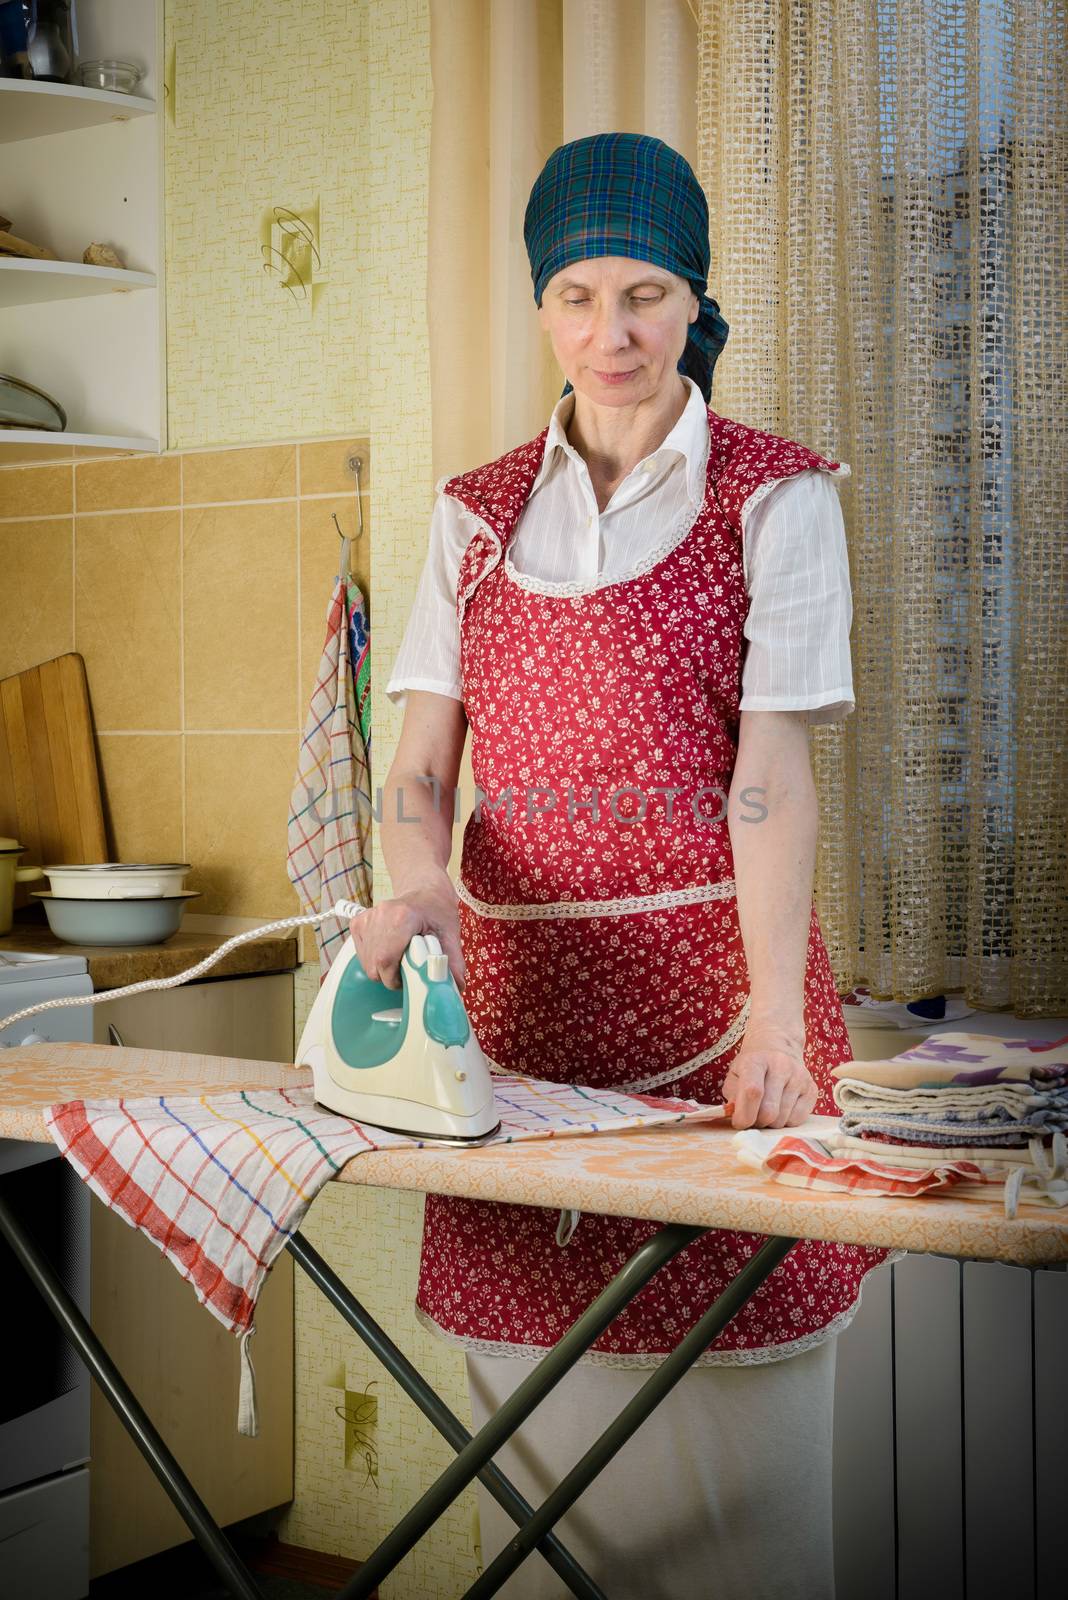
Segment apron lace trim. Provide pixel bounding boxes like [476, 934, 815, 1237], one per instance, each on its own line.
[479, 992, 749, 1096]
[445, 496, 503, 627]
[416, 1269, 907, 1368]
[614, 995, 751, 1093]
[456, 877, 737, 920]
[738, 459, 851, 530]
[501, 492, 704, 598]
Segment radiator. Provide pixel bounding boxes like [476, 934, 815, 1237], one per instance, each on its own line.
[832, 1255, 1067, 1600]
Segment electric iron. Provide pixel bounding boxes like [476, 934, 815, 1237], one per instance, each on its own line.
[296, 930, 501, 1144]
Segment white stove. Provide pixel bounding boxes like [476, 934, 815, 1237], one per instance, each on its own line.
[0, 950, 94, 1048]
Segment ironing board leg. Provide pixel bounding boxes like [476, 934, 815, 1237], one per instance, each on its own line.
[463, 1233, 799, 1598]
[287, 1231, 608, 1600]
[0, 1191, 266, 1600]
[333, 1221, 708, 1600]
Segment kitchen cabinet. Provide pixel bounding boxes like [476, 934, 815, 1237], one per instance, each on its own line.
[0, 1, 162, 463]
[87, 973, 296, 1577]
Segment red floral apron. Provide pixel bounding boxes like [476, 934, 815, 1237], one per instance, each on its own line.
[416, 406, 892, 1363]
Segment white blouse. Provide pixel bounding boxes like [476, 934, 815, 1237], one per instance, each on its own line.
[386, 375, 855, 724]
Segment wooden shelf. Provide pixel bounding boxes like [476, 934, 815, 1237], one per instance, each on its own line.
[0, 79, 155, 144]
[0, 258, 156, 307]
[0, 429, 159, 464]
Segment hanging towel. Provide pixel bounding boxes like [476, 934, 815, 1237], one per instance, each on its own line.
[45, 1078, 730, 1432]
[286, 539, 373, 979]
[347, 569, 372, 765]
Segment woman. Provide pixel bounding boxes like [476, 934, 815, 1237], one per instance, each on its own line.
[368, 133, 890, 1599]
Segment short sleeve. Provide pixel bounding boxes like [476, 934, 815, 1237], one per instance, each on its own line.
[384, 491, 468, 709]
[738, 469, 855, 724]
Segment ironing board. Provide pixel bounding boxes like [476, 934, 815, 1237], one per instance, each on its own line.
[0, 1042, 1065, 1600]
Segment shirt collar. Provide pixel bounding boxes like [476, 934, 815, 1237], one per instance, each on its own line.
[533, 374, 709, 505]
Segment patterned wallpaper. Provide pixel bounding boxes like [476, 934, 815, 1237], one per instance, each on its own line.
[164, 2, 475, 1591]
[164, 2, 369, 449]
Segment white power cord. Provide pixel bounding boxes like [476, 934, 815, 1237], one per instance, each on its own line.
[0, 899, 369, 1034]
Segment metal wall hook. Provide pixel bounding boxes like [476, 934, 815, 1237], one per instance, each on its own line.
[335, 451, 365, 546]
[345, 453, 365, 542]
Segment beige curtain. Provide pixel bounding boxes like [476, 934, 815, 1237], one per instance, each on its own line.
[427, 0, 1068, 1014]
[428, 0, 700, 469]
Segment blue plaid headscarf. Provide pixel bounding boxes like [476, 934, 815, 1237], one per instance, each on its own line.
[524, 132, 729, 402]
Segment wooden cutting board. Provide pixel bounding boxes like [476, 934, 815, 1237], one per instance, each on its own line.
[0, 654, 109, 904]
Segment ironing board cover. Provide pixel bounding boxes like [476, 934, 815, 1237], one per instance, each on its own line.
[286, 545, 373, 978]
[415, 407, 899, 1365]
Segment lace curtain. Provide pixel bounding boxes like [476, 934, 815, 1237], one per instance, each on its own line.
[697, 0, 1066, 1012]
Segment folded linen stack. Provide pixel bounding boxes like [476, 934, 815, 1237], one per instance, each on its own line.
[827, 1032, 1068, 1217]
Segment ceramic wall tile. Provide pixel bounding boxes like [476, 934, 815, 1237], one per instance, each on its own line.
[0, 517, 73, 678]
[74, 512, 181, 731]
[185, 733, 303, 918]
[95, 734, 184, 865]
[299, 438, 372, 496]
[75, 455, 181, 514]
[182, 445, 297, 507]
[182, 502, 298, 731]
[0, 464, 73, 519]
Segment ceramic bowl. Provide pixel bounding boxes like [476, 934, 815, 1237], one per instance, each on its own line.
[41, 863, 191, 900]
[31, 891, 200, 946]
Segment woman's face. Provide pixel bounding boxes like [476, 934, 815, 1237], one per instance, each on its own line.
[537, 257, 699, 408]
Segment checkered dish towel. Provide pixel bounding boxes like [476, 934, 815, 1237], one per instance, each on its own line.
[46, 1077, 728, 1433]
[286, 546, 373, 980]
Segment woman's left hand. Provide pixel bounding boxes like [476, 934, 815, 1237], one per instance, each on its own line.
[722, 1027, 818, 1129]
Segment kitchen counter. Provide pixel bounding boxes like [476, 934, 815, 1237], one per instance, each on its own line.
[0, 920, 298, 991]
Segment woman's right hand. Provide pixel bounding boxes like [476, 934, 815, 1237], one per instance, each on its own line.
[347, 869, 466, 993]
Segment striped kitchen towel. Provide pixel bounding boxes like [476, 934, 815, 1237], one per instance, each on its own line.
[732, 1127, 986, 1199]
[286, 545, 373, 980]
[733, 1123, 1068, 1219]
[46, 1076, 728, 1432]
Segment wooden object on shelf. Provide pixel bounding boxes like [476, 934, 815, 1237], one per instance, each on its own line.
[0, 227, 57, 260]
[82, 242, 124, 268]
[0, 653, 108, 902]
